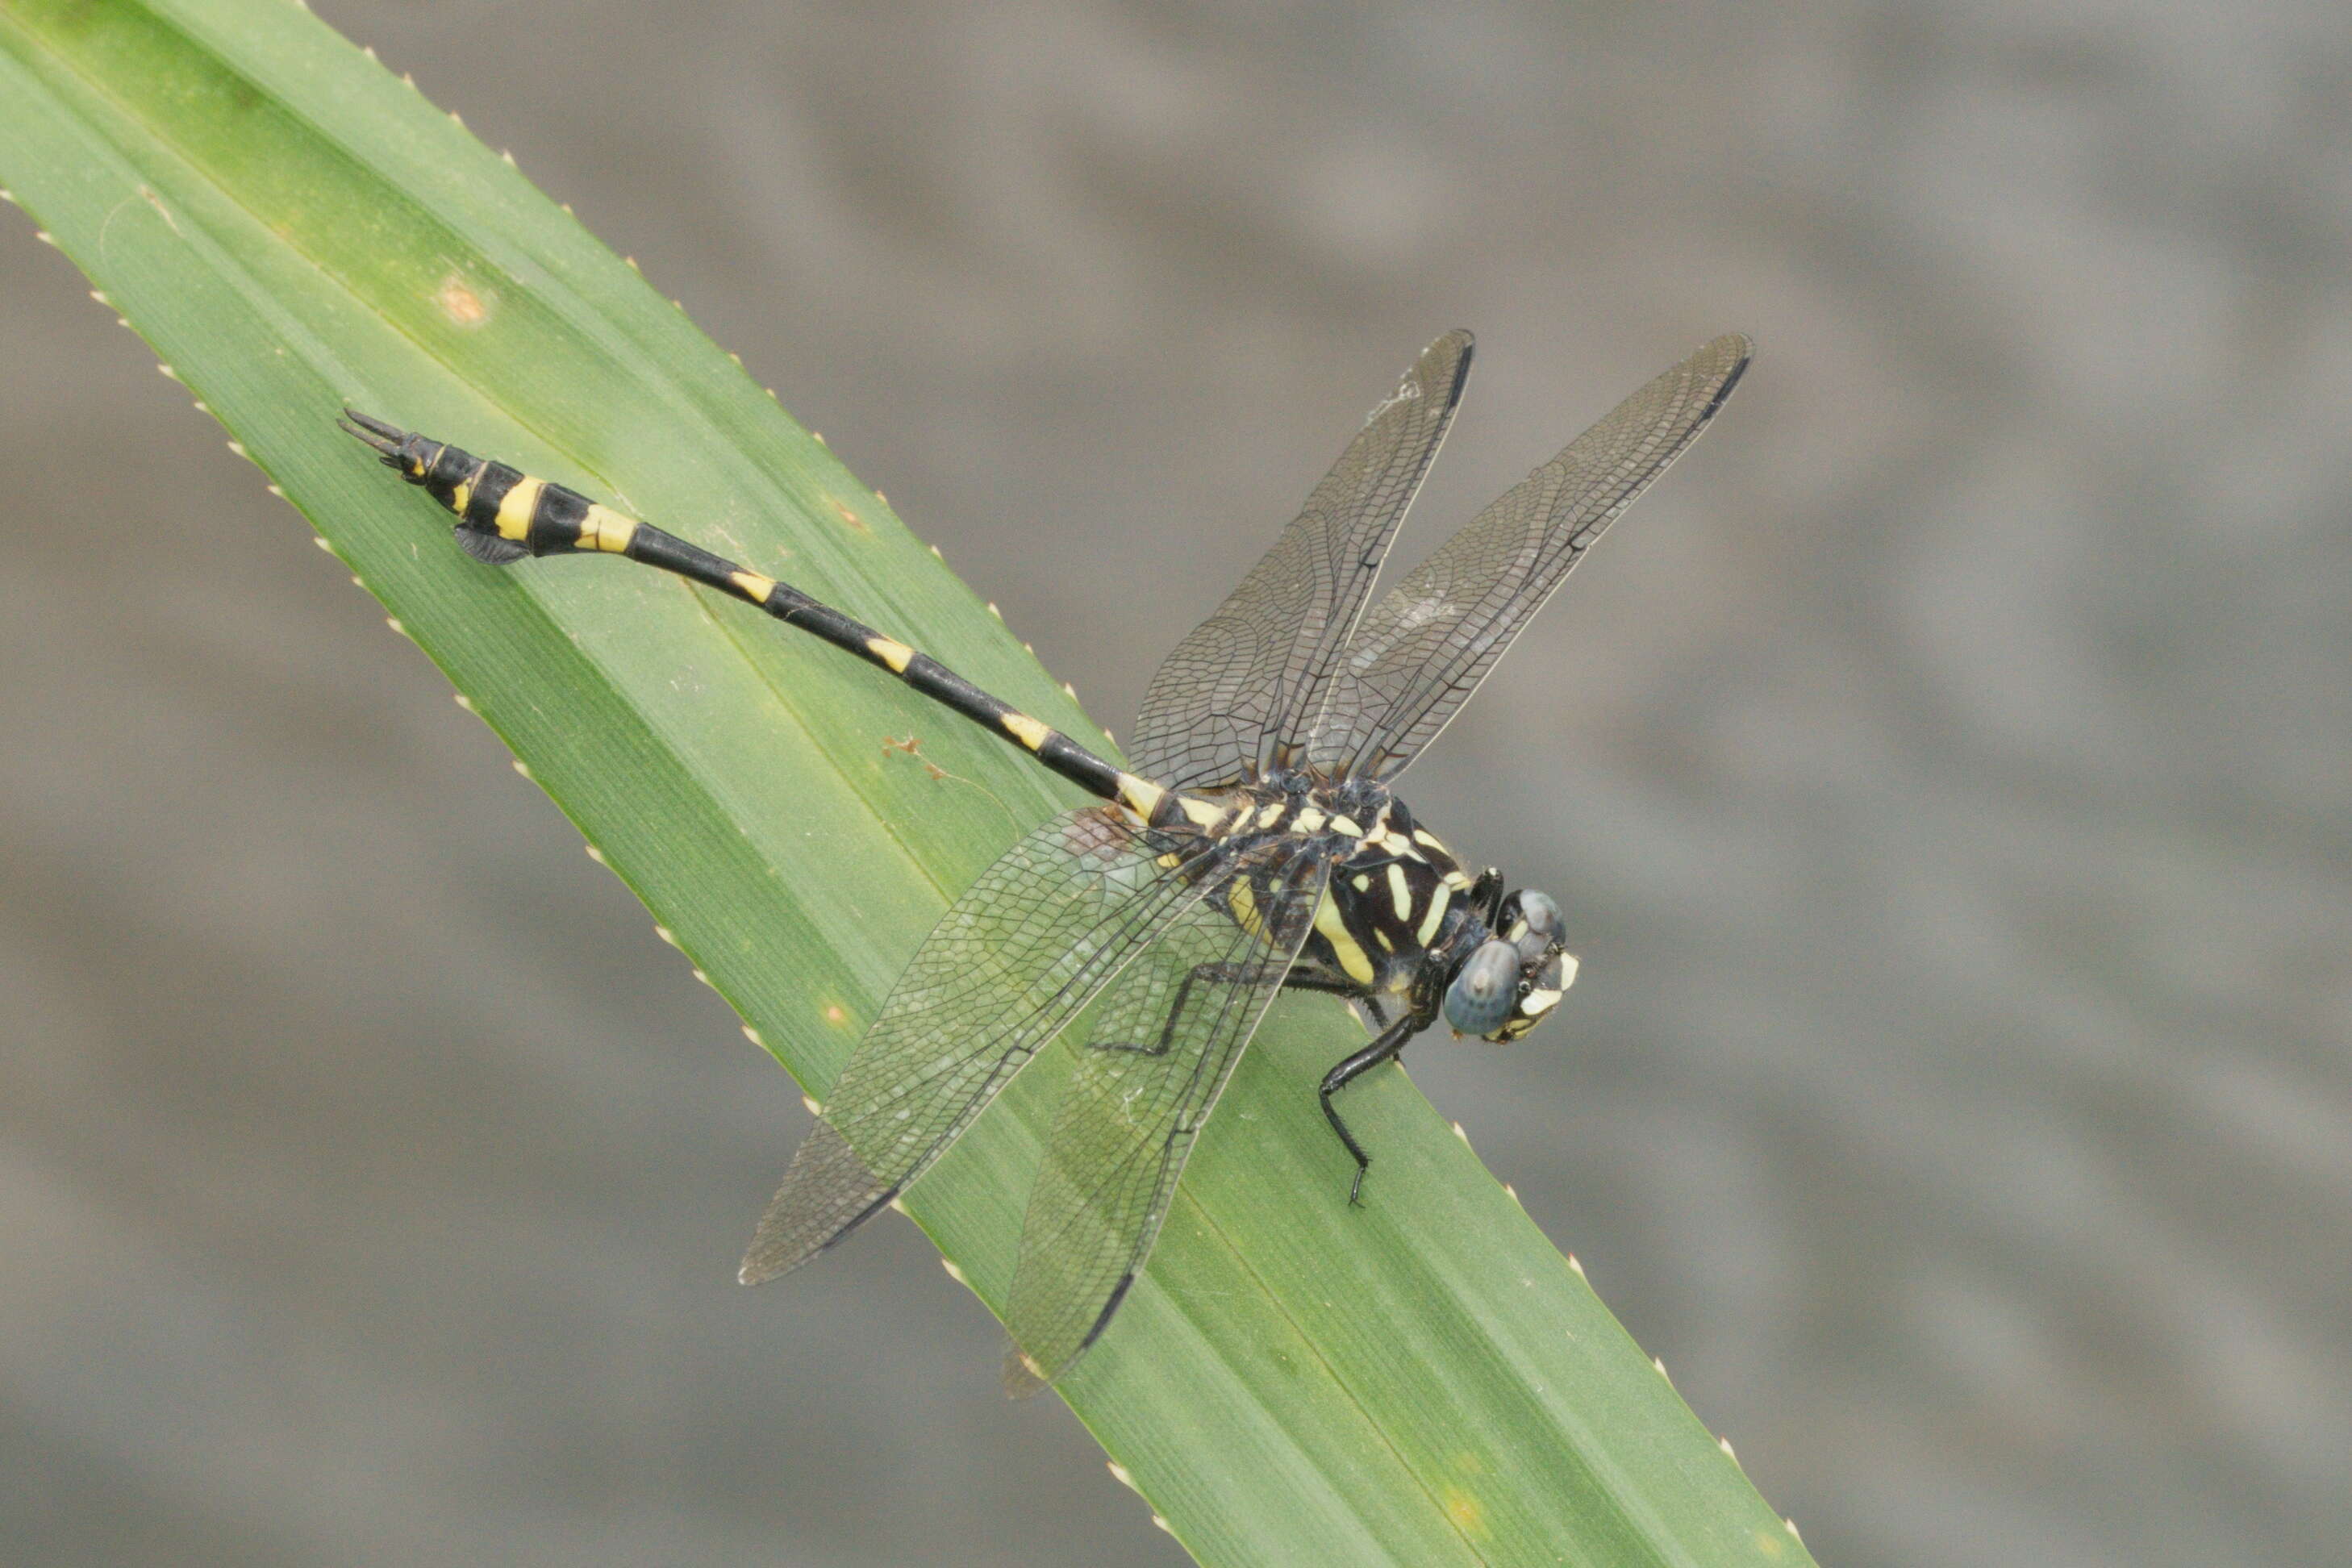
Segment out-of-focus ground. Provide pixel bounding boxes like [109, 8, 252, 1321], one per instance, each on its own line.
[5, 3, 2349, 1564]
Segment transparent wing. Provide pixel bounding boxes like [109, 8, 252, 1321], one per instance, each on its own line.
[1000, 836, 1334, 1393]
[739, 806, 1220, 1283]
[1127, 332, 1474, 790]
[1307, 334, 1751, 781]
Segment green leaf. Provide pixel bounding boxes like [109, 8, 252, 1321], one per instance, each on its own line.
[0, 2, 1816, 1562]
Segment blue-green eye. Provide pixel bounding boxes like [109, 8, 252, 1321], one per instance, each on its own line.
[1503, 889, 1562, 962]
[1444, 940, 1520, 1035]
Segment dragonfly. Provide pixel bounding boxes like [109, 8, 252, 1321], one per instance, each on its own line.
[342, 329, 1749, 1392]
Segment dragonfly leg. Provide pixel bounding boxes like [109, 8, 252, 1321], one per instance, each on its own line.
[1091, 961, 1294, 1057]
[1274, 972, 1359, 997]
[1319, 1015, 1420, 1206]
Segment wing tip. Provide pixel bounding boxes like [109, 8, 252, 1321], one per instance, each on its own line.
[1002, 1345, 1055, 1400]
[736, 1228, 814, 1286]
[1691, 332, 1756, 423]
[1434, 329, 1475, 406]
[737, 1173, 904, 1285]
[999, 1269, 1138, 1399]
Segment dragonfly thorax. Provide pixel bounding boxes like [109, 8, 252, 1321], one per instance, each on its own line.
[1195, 771, 1572, 1045]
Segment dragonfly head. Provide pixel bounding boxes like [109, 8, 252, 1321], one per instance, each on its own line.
[1441, 888, 1575, 1041]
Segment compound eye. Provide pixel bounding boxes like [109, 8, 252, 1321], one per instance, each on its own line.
[1443, 940, 1520, 1036]
[1503, 889, 1562, 958]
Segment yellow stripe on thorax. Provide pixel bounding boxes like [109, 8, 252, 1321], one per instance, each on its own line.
[1178, 795, 1226, 828]
[1314, 889, 1377, 985]
[1416, 882, 1451, 945]
[1386, 863, 1413, 920]
[1228, 878, 1264, 937]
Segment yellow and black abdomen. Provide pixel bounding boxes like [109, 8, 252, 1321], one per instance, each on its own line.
[340, 408, 1155, 815]
[392, 437, 640, 566]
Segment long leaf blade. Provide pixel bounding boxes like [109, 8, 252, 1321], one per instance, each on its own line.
[0, 3, 1814, 1562]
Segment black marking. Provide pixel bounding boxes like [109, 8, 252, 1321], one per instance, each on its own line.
[528, 481, 592, 549]
[459, 460, 521, 529]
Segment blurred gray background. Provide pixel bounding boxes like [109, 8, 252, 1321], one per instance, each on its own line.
[5, 2, 2349, 1564]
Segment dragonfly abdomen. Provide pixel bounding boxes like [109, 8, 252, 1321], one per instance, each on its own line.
[340, 410, 1174, 823]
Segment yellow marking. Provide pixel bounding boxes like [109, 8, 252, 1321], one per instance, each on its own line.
[494, 475, 543, 540]
[449, 481, 473, 517]
[1156, 850, 1183, 870]
[580, 502, 639, 553]
[1352, 874, 1372, 892]
[730, 569, 776, 603]
[1520, 988, 1563, 1015]
[1228, 878, 1263, 937]
[1387, 863, 1413, 920]
[1180, 795, 1226, 828]
[1389, 834, 1425, 861]
[1413, 828, 1446, 851]
[1443, 869, 1474, 891]
[1330, 815, 1365, 836]
[1558, 953, 1580, 989]
[1001, 711, 1054, 751]
[1117, 774, 1166, 818]
[867, 636, 915, 672]
[1314, 892, 1377, 985]
[1295, 807, 1327, 834]
[1374, 928, 1394, 953]
[1417, 883, 1451, 945]
[1258, 801, 1285, 826]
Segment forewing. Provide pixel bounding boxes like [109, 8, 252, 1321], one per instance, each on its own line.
[1127, 332, 1474, 790]
[999, 835, 1333, 1393]
[740, 806, 1219, 1283]
[1307, 334, 1751, 780]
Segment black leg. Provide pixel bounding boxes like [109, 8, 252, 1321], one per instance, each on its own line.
[1093, 961, 1291, 1056]
[1275, 972, 1361, 997]
[1470, 867, 1505, 927]
[1319, 1015, 1420, 1206]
